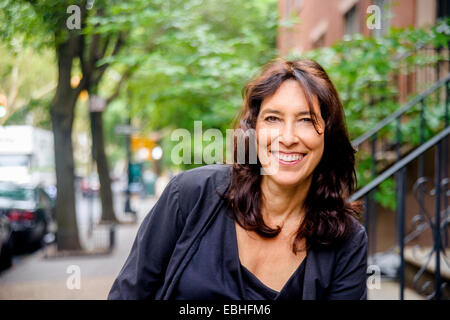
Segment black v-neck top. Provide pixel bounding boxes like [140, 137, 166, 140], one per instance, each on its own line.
[171, 207, 307, 300]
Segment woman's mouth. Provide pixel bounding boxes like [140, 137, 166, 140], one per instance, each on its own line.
[271, 151, 306, 165]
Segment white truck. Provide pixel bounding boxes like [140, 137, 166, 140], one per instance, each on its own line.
[0, 126, 55, 189]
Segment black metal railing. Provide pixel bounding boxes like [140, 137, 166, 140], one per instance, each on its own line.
[353, 75, 449, 250]
[351, 126, 449, 299]
[350, 75, 449, 300]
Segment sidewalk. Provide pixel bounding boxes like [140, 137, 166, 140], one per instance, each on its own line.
[0, 196, 156, 300]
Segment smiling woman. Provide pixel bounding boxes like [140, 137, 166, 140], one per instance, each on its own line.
[227, 59, 362, 252]
[109, 58, 368, 300]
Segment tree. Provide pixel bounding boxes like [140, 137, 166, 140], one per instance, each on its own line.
[0, 0, 129, 249]
[0, 0, 280, 249]
[88, 68, 135, 224]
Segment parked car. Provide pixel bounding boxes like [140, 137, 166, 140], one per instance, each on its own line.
[0, 182, 56, 252]
[0, 213, 12, 270]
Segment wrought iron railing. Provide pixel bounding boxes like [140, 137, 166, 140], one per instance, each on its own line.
[350, 75, 449, 300]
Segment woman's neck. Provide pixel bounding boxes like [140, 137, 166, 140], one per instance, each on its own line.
[260, 175, 311, 228]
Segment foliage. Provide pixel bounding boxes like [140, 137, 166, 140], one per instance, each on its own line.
[132, 0, 277, 130]
[0, 44, 55, 128]
[99, 0, 278, 170]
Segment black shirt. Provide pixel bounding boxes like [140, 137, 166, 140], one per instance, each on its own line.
[171, 206, 306, 300]
[108, 164, 368, 300]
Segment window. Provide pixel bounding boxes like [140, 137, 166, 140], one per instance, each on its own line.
[0, 184, 34, 201]
[372, 0, 391, 37]
[344, 5, 359, 36]
[0, 155, 29, 167]
[437, 0, 450, 19]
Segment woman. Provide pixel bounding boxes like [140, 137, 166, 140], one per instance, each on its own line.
[108, 58, 368, 300]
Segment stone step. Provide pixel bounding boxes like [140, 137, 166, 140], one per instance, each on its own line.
[404, 246, 450, 280]
[367, 279, 425, 300]
[403, 246, 450, 298]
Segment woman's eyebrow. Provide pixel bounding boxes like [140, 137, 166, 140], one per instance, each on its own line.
[260, 108, 312, 116]
[296, 111, 312, 116]
[260, 108, 282, 115]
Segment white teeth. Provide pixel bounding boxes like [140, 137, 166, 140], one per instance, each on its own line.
[272, 152, 304, 162]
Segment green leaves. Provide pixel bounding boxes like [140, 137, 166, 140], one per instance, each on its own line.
[121, 0, 278, 169]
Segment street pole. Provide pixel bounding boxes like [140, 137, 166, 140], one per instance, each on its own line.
[88, 160, 94, 238]
[88, 111, 95, 239]
[124, 115, 136, 216]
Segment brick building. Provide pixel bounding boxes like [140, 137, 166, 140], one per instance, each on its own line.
[278, 0, 449, 56]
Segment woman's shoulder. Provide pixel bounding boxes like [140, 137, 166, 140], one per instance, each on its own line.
[336, 215, 368, 254]
[349, 215, 367, 241]
[178, 163, 232, 178]
[172, 164, 232, 211]
[175, 164, 232, 191]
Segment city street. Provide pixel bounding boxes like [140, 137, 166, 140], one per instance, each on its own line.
[0, 189, 156, 299]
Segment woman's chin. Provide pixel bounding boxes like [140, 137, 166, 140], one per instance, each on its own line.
[263, 169, 305, 187]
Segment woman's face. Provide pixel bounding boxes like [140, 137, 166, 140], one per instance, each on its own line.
[255, 79, 325, 187]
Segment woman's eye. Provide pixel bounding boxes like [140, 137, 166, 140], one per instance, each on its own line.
[300, 118, 312, 122]
[265, 116, 278, 122]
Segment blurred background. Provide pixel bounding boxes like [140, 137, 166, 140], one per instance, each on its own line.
[0, 0, 448, 300]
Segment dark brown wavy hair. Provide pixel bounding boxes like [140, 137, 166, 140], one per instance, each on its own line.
[223, 58, 361, 253]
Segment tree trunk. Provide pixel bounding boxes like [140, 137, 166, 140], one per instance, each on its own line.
[51, 106, 81, 250]
[90, 110, 117, 223]
[49, 37, 82, 251]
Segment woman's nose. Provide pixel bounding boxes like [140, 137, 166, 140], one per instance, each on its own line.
[279, 122, 299, 147]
